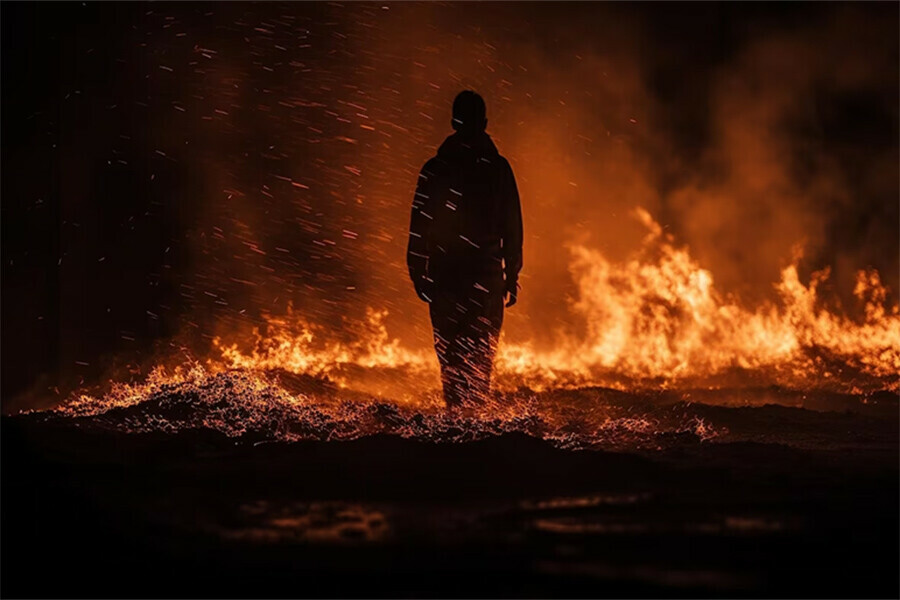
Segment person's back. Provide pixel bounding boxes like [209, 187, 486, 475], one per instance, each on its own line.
[407, 91, 523, 408]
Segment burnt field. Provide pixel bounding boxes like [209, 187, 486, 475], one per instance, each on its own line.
[3, 386, 897, 599]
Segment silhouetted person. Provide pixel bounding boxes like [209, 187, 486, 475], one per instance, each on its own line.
[407, 90, 523, 408]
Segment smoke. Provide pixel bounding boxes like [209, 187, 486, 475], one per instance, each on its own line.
[664, 6, 899, 308]
[93, 0, 900, 369]
[344, 2, 900, 346]
[3, 2, 896, 409]
[180, 3, 898, 337]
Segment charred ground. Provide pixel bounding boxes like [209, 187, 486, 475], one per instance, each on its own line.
[3, 386, 898, 598]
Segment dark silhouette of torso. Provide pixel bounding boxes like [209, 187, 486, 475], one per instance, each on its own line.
[407, 130, 523, 407]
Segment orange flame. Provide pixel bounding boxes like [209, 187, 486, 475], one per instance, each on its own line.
[205, 207, 898, 395]
[56, 208, 898, 444]
[496, 208, 899, 392]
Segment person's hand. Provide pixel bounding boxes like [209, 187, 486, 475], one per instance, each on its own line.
[505, 282, 519, 308]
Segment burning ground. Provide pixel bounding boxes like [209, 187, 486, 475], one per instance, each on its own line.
[43, 206, 898, 448]
[4, 384, 898, 597]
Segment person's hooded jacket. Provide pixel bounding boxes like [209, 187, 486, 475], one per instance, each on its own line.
[407, 131, 523, 301]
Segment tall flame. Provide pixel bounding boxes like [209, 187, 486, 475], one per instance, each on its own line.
[496, 208, 899, 392]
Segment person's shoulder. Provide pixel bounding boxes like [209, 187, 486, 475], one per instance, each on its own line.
[422, 155, 442, 169]
[420, 155, 444, 173]
[493, 153, 514, 173]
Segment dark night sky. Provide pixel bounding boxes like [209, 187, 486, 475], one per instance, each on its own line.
[2, 2, 897, 409]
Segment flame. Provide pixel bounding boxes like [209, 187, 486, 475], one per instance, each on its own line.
[54, 208, 898, 445]
[216, 308, 435, 401]
[208, 207, 898, 395]
[495, 208, 899, 392]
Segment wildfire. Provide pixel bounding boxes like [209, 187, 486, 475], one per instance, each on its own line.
[217, 308, 435, 399]
[495, 208, 899, 392]
[55, 208, 898, 444]
[209, 207, 899, 395]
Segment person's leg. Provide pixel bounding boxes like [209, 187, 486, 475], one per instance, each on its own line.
[468, 326, 499, 401]
[429, 294, 466, 408]
[458, 279, 505, 404]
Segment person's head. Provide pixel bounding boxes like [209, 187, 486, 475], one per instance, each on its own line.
[451, 90, 487, 135]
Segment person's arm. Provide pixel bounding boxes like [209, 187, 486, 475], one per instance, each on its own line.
[501, 159, 523, 307]
[407, 163, 435, 302]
